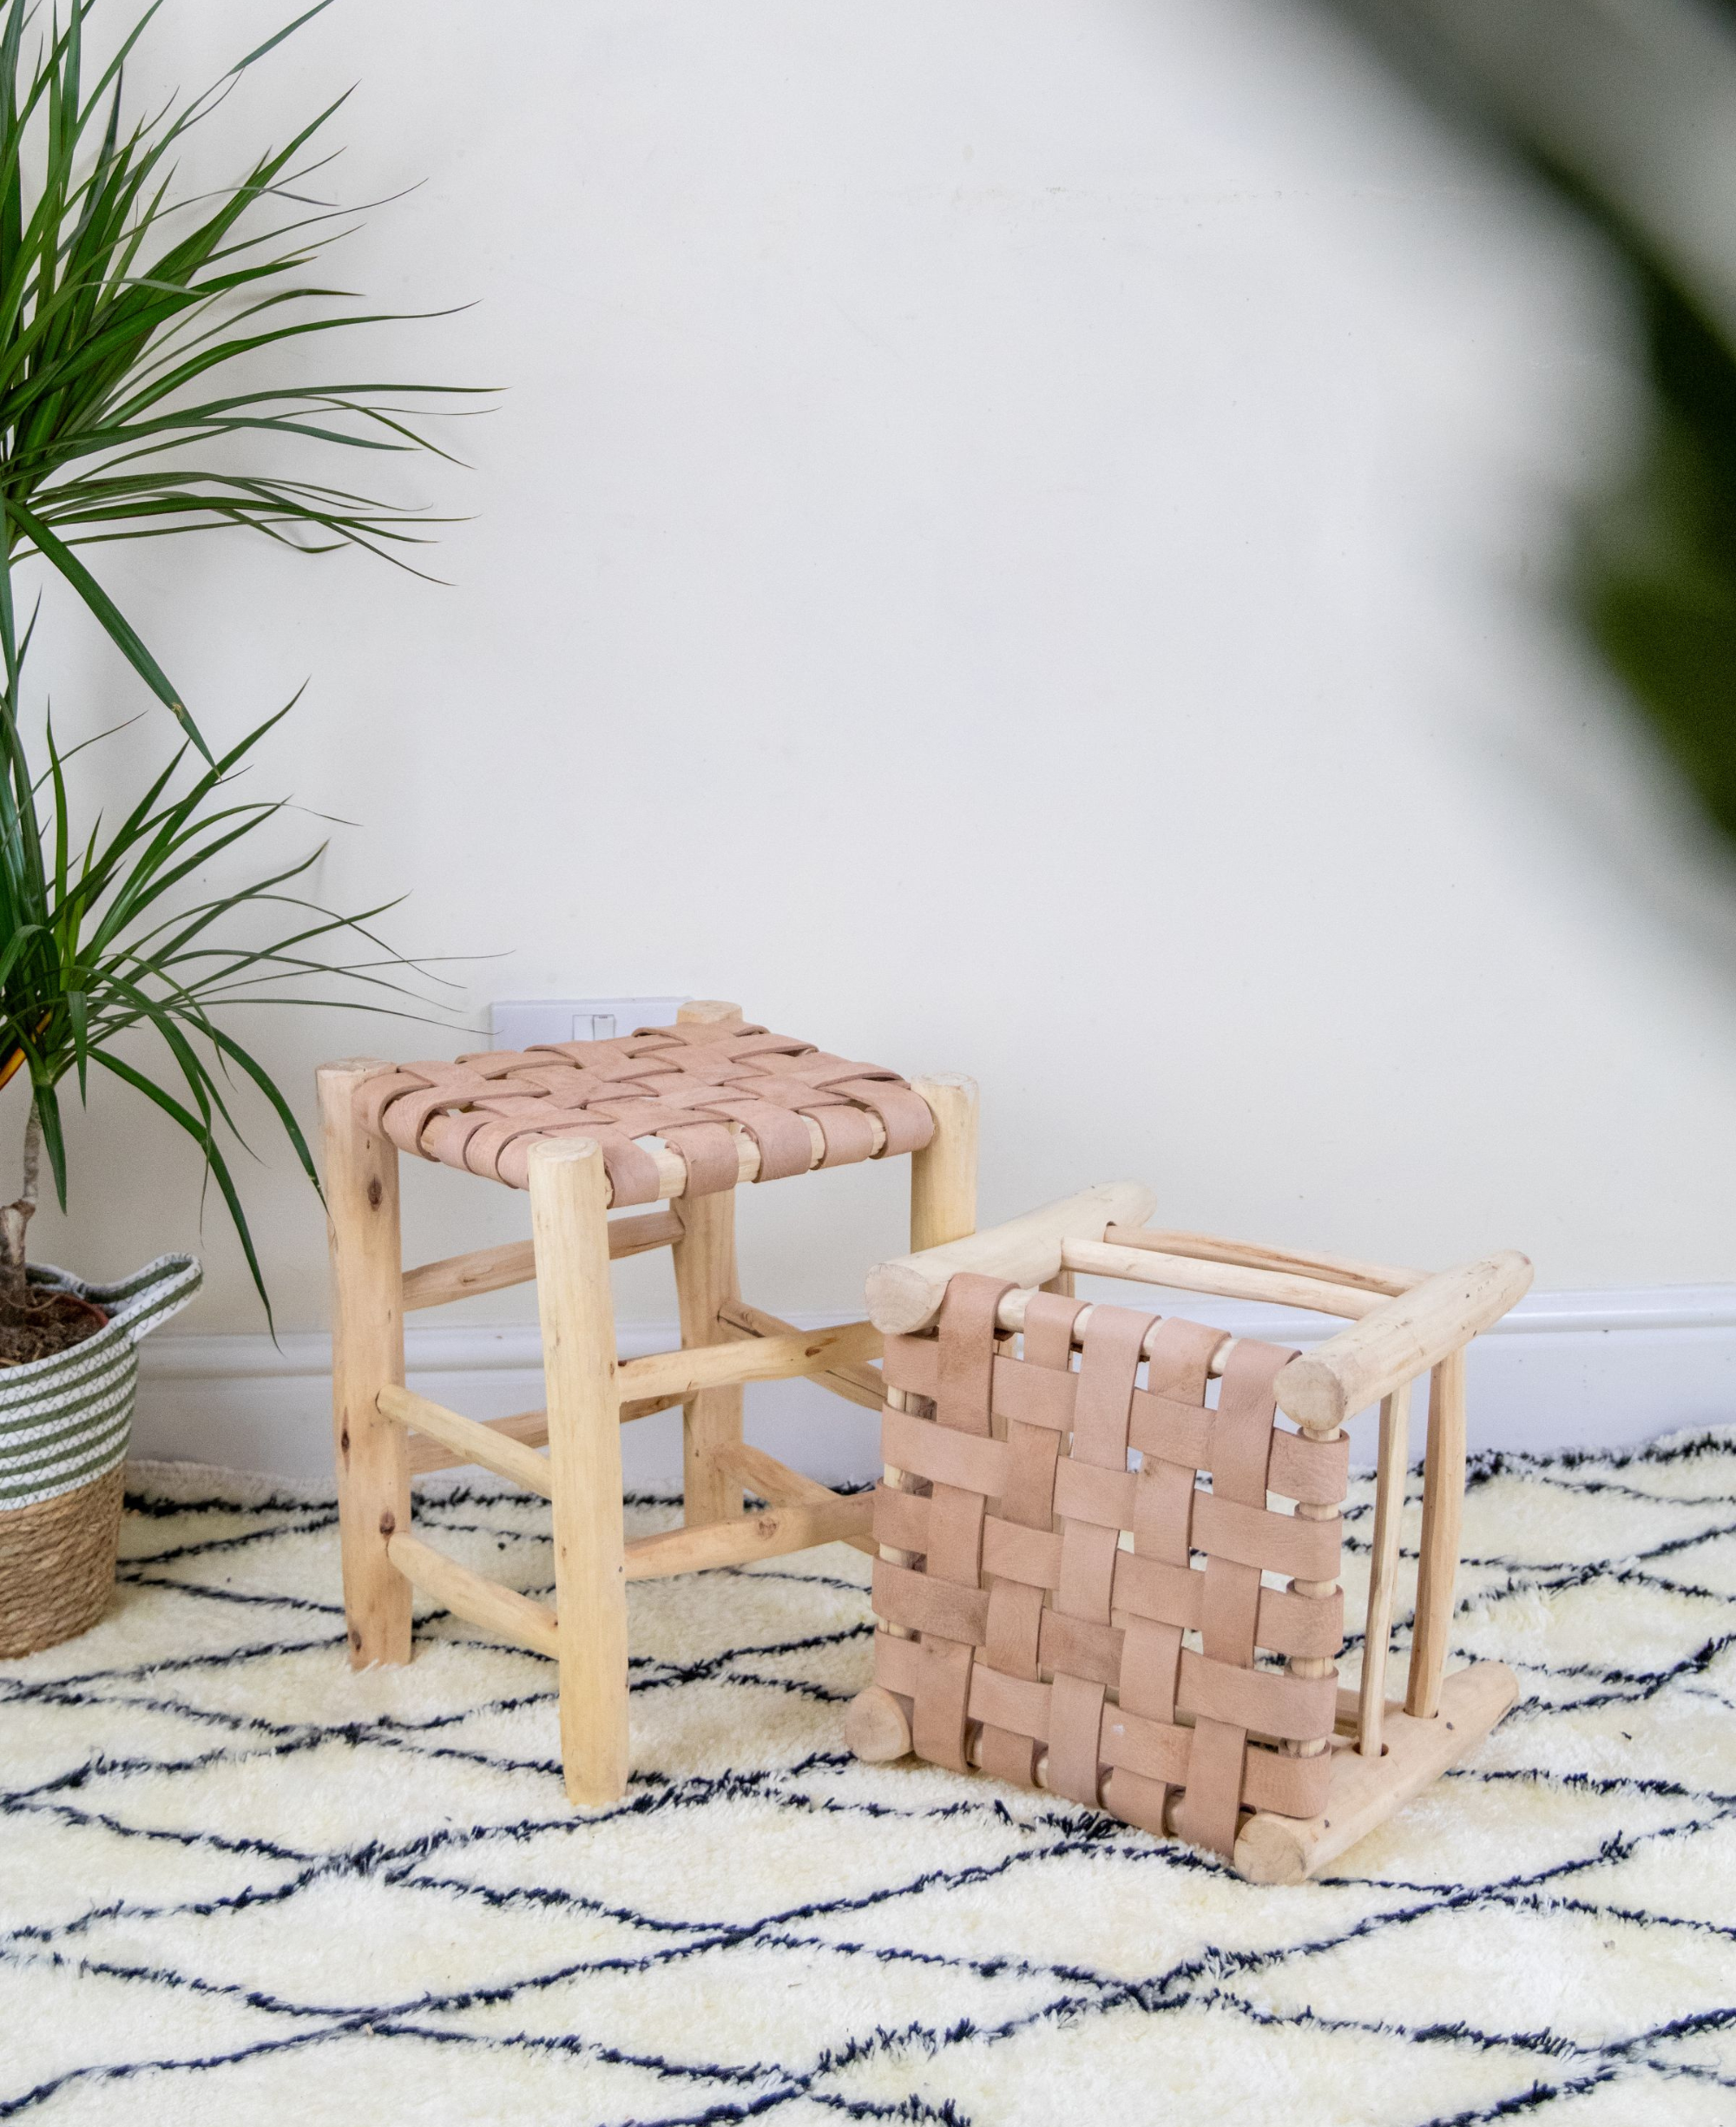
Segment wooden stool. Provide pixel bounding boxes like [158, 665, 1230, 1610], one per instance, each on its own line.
[845, 1187, 1532, 1883]
[318, 1001, 976, 1807]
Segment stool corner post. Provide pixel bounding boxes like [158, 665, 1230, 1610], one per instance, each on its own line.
[909, 1073, 978, 1252]
[529, 1137, 630, 1806]
[319, 1057, 411, 1669]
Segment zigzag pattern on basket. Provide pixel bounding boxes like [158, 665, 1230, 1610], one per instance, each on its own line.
[1, 1434, 1733, 2123]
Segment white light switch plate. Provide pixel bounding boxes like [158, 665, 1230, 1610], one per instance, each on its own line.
[490, 997, 689, 1050]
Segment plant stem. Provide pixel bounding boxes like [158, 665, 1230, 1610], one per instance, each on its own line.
[0, 1096, 38, 1310]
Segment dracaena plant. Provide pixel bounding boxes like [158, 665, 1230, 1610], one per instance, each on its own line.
[0, 0, 476, 1327]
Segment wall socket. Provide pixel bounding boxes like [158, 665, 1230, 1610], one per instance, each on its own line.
[490, 997, 690, 1050]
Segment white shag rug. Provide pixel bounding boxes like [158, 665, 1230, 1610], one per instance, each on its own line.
[2, 1433, 1734, 2126]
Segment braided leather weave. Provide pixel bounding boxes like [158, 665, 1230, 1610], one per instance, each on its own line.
[871, 1273, 1349, 1857]
[358, 1018, 934, 1203]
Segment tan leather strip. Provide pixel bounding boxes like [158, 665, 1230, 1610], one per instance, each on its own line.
[1145, 1315, 1225, 1399]
[911, 1636, 974, 1772]
[882, 1406, 1008, 1498]
[937, 1274, 1015, 1436]
[871, 1557, 989, 1644]
[1022, 1290, 1086, 1371]
[997, 1418, 1062, 1531]
[1097, 1701, 1191, 1785]
[1214, 1338, 1289, 1505]
[1053, 1457, 1137, 1531]
[873, 1628, 922, 1696]
[1131, 1395, 1349, 1508]
[1115, 1615, 1184, 1725]
[983, 1576, 1048, 1679]
[978, 1726, 1041, 1789]
[1101, 1768, 1170, 1836]
[1070, 1305, 1155, 1467]
[873, 1485, 930, 1555]
[982, 1513, 1062, 1590]
[1132, 1454, 1196, 1564]
[1200, 1554, 1262, 1666]
[924, 1484, 986, 1586]
[883, 1334, 939, 1400]
[1189, 1493, 1339, 1580]
[1055, 1518, 1121, 1626]
[1241, 1738, 1334, 1818]
[1176, 1649, 1338, 1740]
[969, 1662, 1049, 1739]
[1110, 1551, 1344, 1659]
[1172, 1718, 1247, 1859]
[990, 1356, 1075, 1432]
[1045, 1671, 1106, 1808]
[1036, 1606, 1122, 1687]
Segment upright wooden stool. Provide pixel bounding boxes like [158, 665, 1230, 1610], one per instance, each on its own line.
[319, 1002, 976, 1806]
[845, 1188, 1532, 1882]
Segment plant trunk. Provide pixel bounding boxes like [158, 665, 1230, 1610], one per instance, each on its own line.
[0, 1100, 42, 1322]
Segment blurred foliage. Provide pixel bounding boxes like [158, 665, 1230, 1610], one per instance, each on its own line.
[1577, 237, 1736, 839]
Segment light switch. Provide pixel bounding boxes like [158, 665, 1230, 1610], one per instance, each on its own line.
[490, 998, 689, 1050]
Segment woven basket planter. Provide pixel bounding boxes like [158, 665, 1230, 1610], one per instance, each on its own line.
[0, 1254, 201, 1657]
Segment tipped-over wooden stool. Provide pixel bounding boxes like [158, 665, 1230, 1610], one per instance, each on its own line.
[319, 1002, 977, 1806]
[844, 1187, 1532, 1883]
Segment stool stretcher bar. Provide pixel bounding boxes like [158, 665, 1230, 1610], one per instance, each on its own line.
[616, 1319, 882, 1404]
[717, 1297, 886, 1411]
[385, 1530, 561, 1659]
[402, 1208, 686, 1312]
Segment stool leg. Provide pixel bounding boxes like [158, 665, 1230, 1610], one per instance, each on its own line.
[1406, 1347, 1467, 1719]
[909, 1074, 978, 1251]
[529, 1137, 629, 1805]
[319, 1060, 411, 1669]
[673, 1188, 744, 1526]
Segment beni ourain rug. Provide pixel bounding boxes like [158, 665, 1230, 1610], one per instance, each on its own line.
[2, 1432, 1734, 2127]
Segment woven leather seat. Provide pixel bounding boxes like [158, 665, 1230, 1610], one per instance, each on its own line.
[359, 1017, 935, 1201]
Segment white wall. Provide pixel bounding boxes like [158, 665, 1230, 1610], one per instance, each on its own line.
[11, 2, 1736, 1465]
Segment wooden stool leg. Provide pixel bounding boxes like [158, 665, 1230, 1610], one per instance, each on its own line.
[530, 1137, 630, 1805]
[1406, 1347, 1467, 1719]
[319, 1060, 411, 1669]
[673, 1188, 744, 1527]
[908, 1073, 978, 1253]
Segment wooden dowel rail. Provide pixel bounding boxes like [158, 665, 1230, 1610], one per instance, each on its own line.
[622, 1492, 874, 1579]
[617, 1319, 883, 1405]
[1358, 1379, 1411, 1757]
[379, 1383, 555, 1498]
[1101, 1224, 1423, 1300]
[718, 1442, 878, 1557]
[1059, 1239, 1386, 1321]
[716, 1297, 884, 1411]
[402, 1208, 685, 1312]
[385, 1530, 561, 1659]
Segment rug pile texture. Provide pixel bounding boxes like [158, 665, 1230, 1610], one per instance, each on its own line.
[2, 1432, 1734, 2124]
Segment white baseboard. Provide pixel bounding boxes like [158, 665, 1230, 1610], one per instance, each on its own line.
[132, 1285, 1736, 1487]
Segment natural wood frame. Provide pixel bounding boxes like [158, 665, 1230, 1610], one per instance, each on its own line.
[847, 1188, 1532, 1882]
[319, 1003, 976, 1808]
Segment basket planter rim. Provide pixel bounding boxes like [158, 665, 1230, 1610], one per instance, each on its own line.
[0, 1254, 201, 1511]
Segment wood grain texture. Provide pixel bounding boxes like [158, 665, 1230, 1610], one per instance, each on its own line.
[319, 1059, 411, 1670]
[1407, 1349, 1468, 1720]
[530, 1138, 630, 1807]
